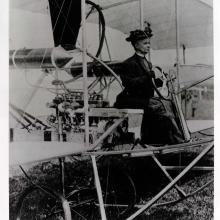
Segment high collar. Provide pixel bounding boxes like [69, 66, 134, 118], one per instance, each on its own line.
[133, 53, 151, 72]
[135, 52, 147, 59]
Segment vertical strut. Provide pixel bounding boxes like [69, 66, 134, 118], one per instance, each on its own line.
[81, 0, 90, 148]
[59, 158, 65, 196]
[91, 155, 107, 220]
[175, 0, 180, 94]
[139, 0, 144, 30]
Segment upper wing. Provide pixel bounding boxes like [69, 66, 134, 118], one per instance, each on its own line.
[88, 0, 213, 49]
[10, 0, 213, 50]
[10, 0, 81, 50]
[10, 0, 49, 14]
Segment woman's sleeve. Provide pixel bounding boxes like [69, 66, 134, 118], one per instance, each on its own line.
[120, 62, 148, 90]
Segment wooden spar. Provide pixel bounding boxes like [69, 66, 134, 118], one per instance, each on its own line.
[139, 0, 151, 62]
[139, 0, 144, 30]
[126, 141, 214, 220]
[9, 103, 49, 129]
[84, 137, 213, 156]
[168, 73, 191, 141]
[173, 0, 190, 139]
[55, 63, 66, 198]
[175, 0, 180, 92]
[173, 94, 191, 141]
[182, 44, 186, 64]
[163, 166, 214, 171]
[91, 156, 107, 220]
[59, 158, 65, 197]
[81, 0, 90, 148]
[101, 0, 139, 10]
[62, 199, 72, 220]
[9, 47, 76, 69]
[9, 111, 30, 131]
[104, 36, 112, 60]
[182, 44, 187, 117]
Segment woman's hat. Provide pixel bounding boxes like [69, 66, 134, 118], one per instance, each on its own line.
[126, 25, 153, 42]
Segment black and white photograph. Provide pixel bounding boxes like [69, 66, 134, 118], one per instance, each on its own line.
[8, 0, 214, 219]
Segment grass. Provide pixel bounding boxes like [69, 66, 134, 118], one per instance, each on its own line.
[181, 99, 213, 120]
[137, 172, 214, 220]
[9, 148, 214, 220]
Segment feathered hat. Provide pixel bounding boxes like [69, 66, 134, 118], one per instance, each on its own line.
[126, 23, 153, 42]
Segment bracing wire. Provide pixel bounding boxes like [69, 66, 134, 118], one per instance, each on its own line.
[58, 0, 73, 44]
[14, 70, 46, 129]
[52, 0, 79, 37]
[19, 165, 60, 199]
[52, 0, 67, 33]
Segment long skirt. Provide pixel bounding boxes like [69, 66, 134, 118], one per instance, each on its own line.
[114, 93, 184, 145]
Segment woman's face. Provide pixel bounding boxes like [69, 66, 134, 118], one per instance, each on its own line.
[134, 38, 150, 55]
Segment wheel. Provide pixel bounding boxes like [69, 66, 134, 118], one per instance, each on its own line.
[15, 185, 70, 220]
[67, 187, 98, 219]
[100, 165, 137, 219]
[152, 66, 170, 99]
[68, 162, 137, 219]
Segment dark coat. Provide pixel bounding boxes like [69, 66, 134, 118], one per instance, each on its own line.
[114, 53, 162, 109]
[114, 53, 184, 145]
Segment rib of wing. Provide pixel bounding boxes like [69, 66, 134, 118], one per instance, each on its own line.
[88, 0, 213, 50]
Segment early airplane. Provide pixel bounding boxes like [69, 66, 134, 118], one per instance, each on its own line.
[9, 0, 214, 219]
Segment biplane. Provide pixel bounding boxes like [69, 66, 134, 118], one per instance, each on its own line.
[9, 0, 214, 219]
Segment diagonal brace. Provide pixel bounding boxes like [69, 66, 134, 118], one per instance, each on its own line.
[127, 142, 214, 220]
[90, 117, 126, 150]
[151, 155, 186, 198]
